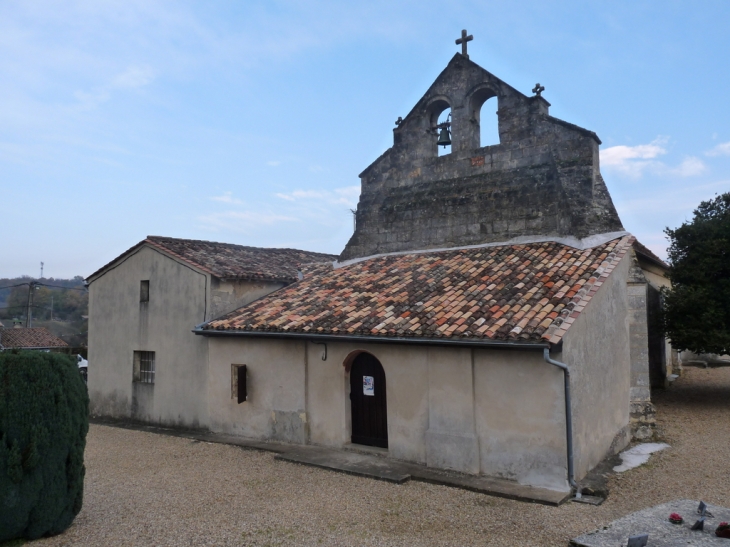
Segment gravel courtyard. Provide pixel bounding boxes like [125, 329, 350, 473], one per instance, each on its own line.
[37, 366, 730, 547]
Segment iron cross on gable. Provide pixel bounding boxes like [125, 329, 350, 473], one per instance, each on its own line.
[532, 83, 545, 96]
[456, 29, 473, 58]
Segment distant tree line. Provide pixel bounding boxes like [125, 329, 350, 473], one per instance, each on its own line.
[0, 276, 88, 323]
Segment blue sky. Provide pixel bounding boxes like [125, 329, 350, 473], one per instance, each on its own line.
[1, 1, 729, 278]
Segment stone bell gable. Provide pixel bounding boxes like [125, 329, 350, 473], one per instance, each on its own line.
[340, 53, 624, 261]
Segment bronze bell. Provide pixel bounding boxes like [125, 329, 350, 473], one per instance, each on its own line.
[437, 127, 451, 148]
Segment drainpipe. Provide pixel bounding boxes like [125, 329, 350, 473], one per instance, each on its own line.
[543, 347, 580, 498]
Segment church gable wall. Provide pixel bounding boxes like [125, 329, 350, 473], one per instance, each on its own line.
[341, 54, 622, 260]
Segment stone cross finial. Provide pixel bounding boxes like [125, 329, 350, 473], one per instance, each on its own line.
[532, 83, 545, 96]
[455, 29, 473, 58]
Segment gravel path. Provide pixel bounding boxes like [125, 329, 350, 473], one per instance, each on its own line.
[36, 366, 730, 547]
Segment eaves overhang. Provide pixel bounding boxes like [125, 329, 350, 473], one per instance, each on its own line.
[192, 327, 550, 351]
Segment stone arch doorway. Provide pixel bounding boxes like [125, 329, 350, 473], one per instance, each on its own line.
[349, 352, 388, 448]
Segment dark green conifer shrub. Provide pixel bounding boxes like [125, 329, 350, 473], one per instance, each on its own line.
[0, 351, 88, 541]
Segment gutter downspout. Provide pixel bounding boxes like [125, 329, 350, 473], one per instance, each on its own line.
[543, 347, 580, 498]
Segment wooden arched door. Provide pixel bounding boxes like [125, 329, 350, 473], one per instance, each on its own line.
[349, 353, 388, 448]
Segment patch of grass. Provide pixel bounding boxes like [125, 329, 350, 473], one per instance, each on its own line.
[0, 539, 27, 547]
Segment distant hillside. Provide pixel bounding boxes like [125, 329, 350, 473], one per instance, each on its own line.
[0, 276, 88, 345]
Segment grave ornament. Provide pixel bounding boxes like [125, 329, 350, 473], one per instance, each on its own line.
[716, 521, 730, 538]
[626, 534, 648, 547]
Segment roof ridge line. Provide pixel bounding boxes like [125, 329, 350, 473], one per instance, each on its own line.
[144, 238, 217, 276]
[333, 231, 631, 270]
[147, 235, 337, 256]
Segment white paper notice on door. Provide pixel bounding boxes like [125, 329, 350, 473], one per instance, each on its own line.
[363, 376, 374, 396]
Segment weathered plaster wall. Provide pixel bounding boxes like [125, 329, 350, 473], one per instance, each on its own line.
[207, 337, 308, 443]
[562, 252, 632, 479]
[341, 53, 623, 260]
[640, 264, 670, 290]
[88, 246, 209, 428]
[206, 336, 568, 491]
[473, 349, 567, 491]
[209, 279, 286, 320]
[425, 346, 479, 474]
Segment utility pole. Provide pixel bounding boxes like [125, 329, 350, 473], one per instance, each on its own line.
[25, 282, 33, 327]
[25, 281, 40, 328]
[51, 296, 54, 321]
[40, 261, 44, 278]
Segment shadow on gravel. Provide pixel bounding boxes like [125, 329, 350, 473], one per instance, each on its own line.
[652, 372, 730, 410]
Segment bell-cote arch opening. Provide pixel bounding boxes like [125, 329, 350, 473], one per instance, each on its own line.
[427, 99, 452, 157]
[470, 87, 500, 148]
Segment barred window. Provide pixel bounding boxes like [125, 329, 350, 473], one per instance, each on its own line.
[133, 351, 155, 384]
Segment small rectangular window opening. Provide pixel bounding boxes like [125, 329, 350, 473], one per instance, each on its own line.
[134, 351, 155, 384]
[231, 364, 247, 403]
[140, 280, 150, 302]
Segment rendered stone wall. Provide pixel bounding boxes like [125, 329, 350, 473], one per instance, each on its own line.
[206, 336, 569, 492]
[561, 252, 632, 480]
[87, 246, 210, 427]
[210, 278, 286, 321]
[88, 246, 290, 430]
[341, 53, 623, 260]
[626, 251, 657, 439]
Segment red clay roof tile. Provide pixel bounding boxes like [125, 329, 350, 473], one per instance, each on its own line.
[0, 327, 68, 349]
[203, 236, 634, 344]
[87, 236, 337, 283]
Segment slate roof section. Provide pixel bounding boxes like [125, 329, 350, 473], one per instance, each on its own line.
[0, 327, 69, 349]
[203, 236, 634, 344]
[87, 236, 337, 283]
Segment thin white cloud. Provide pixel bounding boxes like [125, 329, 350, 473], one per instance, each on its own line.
[275, 186, 360, 207]
[614, 179, 729, 214]
[210, 192, 244, 205]
[74, 65, 155, 110]
[601, 140, 667, 164]
[112, 65, 155, 89]
[671, 156, 706, 177]
[73, 88, 110, 110]
[601, 138, 705, 178]
[600, 138, 667, 178]
[706, 141, 730, 157]
[334, 186, 361, 199]
[198, 210, 298, 232]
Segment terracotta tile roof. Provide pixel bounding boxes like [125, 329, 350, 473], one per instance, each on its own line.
[632, 240, 669, 270]
[0, 327, 69, 349]
[203, 236, 634, 344]
[87, 236, 337, 283]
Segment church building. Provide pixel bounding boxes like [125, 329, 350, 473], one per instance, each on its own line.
[88, 34, 669, 495]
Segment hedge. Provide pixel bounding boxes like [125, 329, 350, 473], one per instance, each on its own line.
[0, 351, 88, 541]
